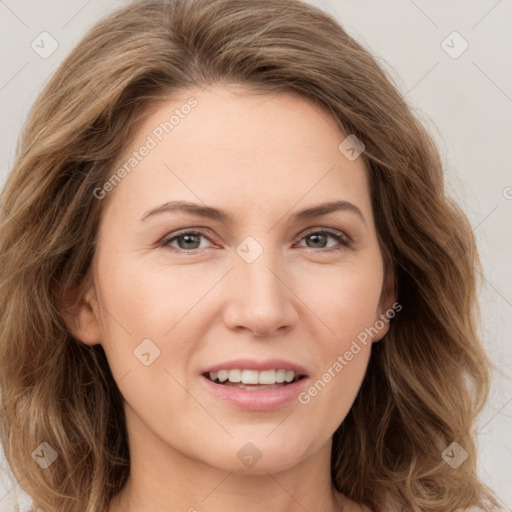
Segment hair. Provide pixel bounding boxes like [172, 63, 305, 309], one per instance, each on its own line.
[0, 0, 503, 511]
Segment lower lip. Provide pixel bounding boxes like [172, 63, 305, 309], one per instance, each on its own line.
[201, 375, 309, 411]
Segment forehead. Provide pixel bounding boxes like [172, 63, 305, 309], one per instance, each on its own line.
[104, 84, 372, 223]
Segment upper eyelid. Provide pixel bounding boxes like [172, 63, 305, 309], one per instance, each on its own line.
[298, 226, 349, 239]
[161, 226, 350, 246]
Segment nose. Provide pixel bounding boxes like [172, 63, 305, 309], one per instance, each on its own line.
[222, 245, 298, 338]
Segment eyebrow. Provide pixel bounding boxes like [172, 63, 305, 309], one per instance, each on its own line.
[140, 199, 366, 226]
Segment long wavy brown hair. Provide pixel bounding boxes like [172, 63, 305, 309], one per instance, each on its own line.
[0, 0, 503, 511]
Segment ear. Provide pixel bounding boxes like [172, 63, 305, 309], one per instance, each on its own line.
[58, 282, 102, 346]
[372, 269, 398, 343]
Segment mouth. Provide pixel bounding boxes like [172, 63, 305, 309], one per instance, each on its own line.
[200, 361, 309, 411]
[202, 369, 306, 389]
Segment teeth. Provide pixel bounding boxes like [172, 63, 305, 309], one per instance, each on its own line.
[227, 369, 241, 383]
[284, 370, 295, 383]
[242, 369, 259, 384]
[258, 370, 275, 385]
[207, 369, 299, 385]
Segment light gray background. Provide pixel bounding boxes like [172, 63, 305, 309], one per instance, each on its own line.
[1, 0, 511, 510]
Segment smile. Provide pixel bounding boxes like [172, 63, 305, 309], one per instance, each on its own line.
[200, 359, 309, 411]
[205, 369, 303, 387]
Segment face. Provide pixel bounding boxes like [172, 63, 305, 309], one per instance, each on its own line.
[71, 83, 394, 475]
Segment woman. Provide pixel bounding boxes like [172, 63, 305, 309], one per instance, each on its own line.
[0, 0, 503, 511]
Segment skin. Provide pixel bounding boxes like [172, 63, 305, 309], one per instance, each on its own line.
[65, 83, 394, 512]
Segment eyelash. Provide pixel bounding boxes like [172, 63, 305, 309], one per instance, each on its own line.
[158, 227, 351, 255]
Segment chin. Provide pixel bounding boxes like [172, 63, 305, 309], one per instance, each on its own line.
[194, 432, 318, 475]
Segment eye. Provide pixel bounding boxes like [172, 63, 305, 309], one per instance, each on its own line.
[295, 228, 350, 252]
[159, 227, 351, 254]
[159, 229, 215, 253]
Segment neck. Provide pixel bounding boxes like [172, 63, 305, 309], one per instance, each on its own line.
[109, 406, 346, 512]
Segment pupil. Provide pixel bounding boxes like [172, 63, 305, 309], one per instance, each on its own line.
[178, 234, 327, 250]
[181, 234, 200, 249]
[308, 234, 326, 248]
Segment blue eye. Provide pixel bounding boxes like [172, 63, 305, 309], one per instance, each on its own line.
[159, 228, 350, 254]
[296, 229, 350, 251]
[161, 230, 212, 252]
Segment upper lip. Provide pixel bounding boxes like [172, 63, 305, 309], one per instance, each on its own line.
[202, 358, 309, 376]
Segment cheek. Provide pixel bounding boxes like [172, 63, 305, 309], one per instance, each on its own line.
[297, 343, 371, 447]
[98, 252, 212, 331]
[89, 241, 384, 471]
[296, 269, 380, 435]
[295, 255, 384, 342]
[93, 262, 205, 426]
[94, 256, 210, 384]
[295, 256, 383, 413]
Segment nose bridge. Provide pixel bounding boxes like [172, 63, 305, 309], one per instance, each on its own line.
[223, 234, 296, 335]
[238, 235, 285, 303]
